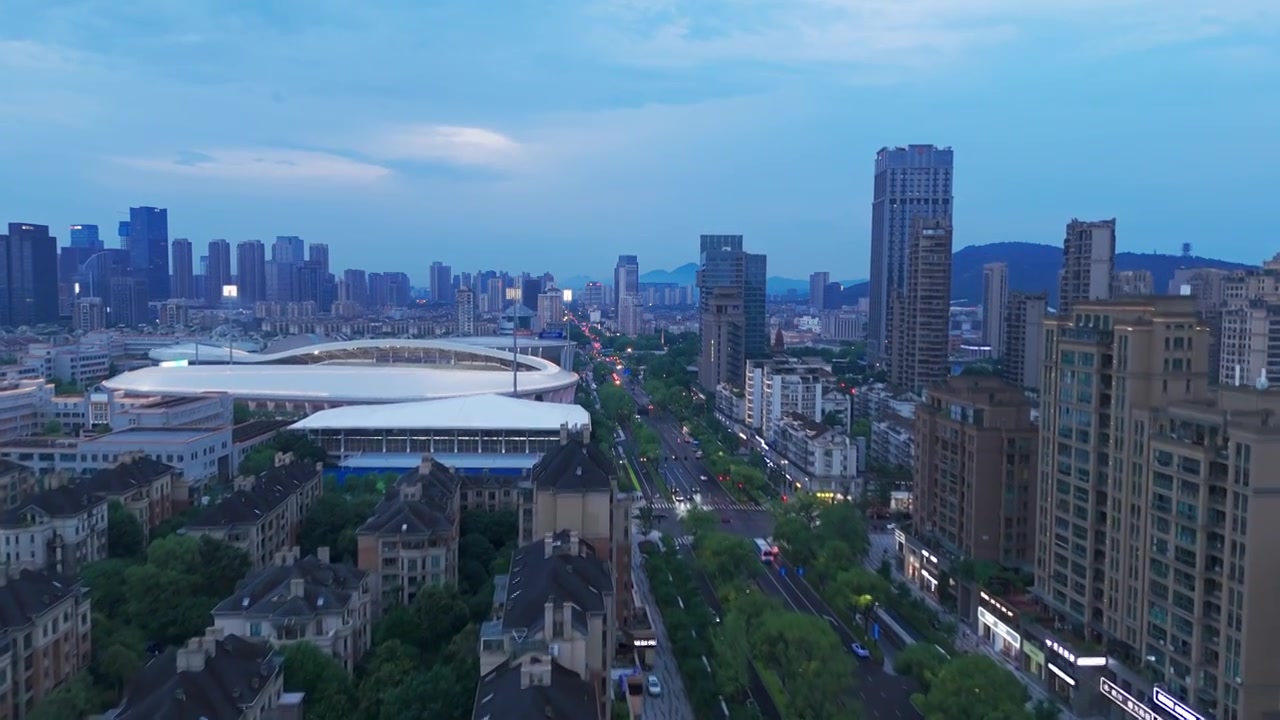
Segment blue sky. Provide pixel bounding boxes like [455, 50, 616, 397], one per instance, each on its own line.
[1, 0, 1277, 283]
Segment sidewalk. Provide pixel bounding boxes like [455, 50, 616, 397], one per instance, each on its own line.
[873, 536, 1079, 719]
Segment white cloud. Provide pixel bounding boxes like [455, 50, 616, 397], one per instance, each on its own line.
[588, 0, 1280, 69]
[111, 148, 391, 184]
[361, 124, 524, 168]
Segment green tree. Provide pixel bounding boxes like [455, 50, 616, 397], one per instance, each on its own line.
[827, 567, 891, 616]
[635, 504, 657, 534]
[281, 642, 356, 720]
[298, 492, 379, 563]
[27, 674, 99, 720]
[122, 535, 250, 645]
[598, 383, 636, 427]
[712, 604, 752, 696]
[459, 509, 518, 551]
[748, 612, 855, 719]
[106, 500, 146, 560]
[90, 612, 145, 696]
[410, 586, 472, 660]
[729, 463, 768, 496]
[1031, 699, 1062, 720]
[914, 654, 1031, 720]
[817, 502, 870, 561]
[457, 533, 498, 597]
[357, 640, 422, 719]
[233, 401, 254, 424]
[892, 643, 949, 690]
[772, 512, 821, 569]
[682, 507, 718, 538]
[81, 559, 134, 617]
[850, 418, 871, 438]
[42, 419, 63, 435]
[694, 532, 758, 586]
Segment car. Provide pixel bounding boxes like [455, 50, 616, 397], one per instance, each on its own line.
[720, 515, 731, 524]
[712, 611, 721, 624]
[646, 676, 663, 697]
[700, 474, 708, 481]
[850, 643, 871, 658]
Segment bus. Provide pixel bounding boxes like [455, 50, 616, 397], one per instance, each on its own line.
[753, 538, 779, 564]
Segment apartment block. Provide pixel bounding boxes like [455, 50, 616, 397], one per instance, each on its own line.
[212, 546, 373, 673]
[474, 531, 613, 720]
[889, 218, 953, 394]
[84, 455, 176, 542]
[0, 484, 108, 575]
[111, 627, 297, 720]
[913, 376, 1038, 569]
[1169, 267, 1231, 384]
[982, 262, 1009, 357]
[744, 357, 826, 439]
[356, 457, 461, 611]
[1057, 218, 1116, 316]
[0, 381, 53, 443]
[186, 455, 323, 570]
[1109, 270, 1153, 298]
[0, 569, 92, 720]
[1218, 254, 1280, 388]
[0, 460, 37, 510]
[774, 413, 858, 499]
[870, 417, 915, 470]
[1001, 292, 1048, 391]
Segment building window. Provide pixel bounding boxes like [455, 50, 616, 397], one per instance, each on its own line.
[250, 622, 262, 637]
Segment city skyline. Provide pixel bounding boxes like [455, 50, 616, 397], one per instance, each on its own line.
[3, 2, 1276, 278]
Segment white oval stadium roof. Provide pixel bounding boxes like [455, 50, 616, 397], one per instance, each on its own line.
[147, 336, 569, 364]
[288, 394, 590, 432]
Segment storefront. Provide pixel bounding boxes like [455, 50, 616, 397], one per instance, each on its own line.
[977, 591, 1022, 661]
[898, 530, 942, 594]
[1021, 641, 1045, 681]
[1041, 636, 1107, 705]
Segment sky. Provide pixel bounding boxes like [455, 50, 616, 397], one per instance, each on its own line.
[1, 0, 1277, 284]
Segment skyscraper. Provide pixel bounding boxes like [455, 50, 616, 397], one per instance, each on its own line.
[308, 243, 330, 275]
[0, 223, 59, 326]
[455, 286, 476, 336]
[205, 239, 232, 307]
[888, 218, 952, 394]
[1001, 292, 1047, 390]
[128, 206, 170, 300]
[1058, 218, 1116, 316]
[536, 287, 564, 334]
[430, 261, 453, 303]
[272, 236, 305, 264]
[171, 239, 194, 300]
[982, 262, 1008, 356]
[236, 241, 267, 305]
[343, 269, 369, 307]
[867, 145, 954, 363]
[614, 255, 639, 311]
[696, 234, 766, 390]
[69, 224, 102, 251]
[809, 271, 830, 310]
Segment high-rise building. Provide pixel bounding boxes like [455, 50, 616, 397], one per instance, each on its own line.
[74, 297, 106, 331]
[888, 218, 952, 394]
[171, 239, 194, 300]
[308, 243, 329, 275]
[535, 287, 564, 334]
[581, 281, 605, 310]
[1001, 292, 1047, 391]
[521, 276, 542, 314]
[484, 276, 504, 314]
[614, 255, 639, 310]
[69, 224, 102, 251]
[1058, 218, 1116, 316]
[455, 287, 476, 336]
[1169, 267, 1231, 384]
[342, 269, 369, 307]
[430, 261, 452, 303]
[109, 276, 149, 327]
[982, 262, 1009, 356]
[618, 293, 643, 336]
[868, 145, 954, 362]
[809, 271, 830, 310]
[205, 239, 233, 307]
[1110, 269, 1152, 298]
[697, 234, 766, 390]
[914, 376, 1037, 567]
[272, 236, 305, 264]
[236, 241, 267, 305]
[127, 206, 170, 300]
[0, 223, 60, 326]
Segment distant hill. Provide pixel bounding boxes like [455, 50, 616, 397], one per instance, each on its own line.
[837, 242, 1250, 307]
[638, 263, 865, 296]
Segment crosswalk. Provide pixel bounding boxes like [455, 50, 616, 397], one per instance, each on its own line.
[647, 499, 766, 512]
[672, 535, 695, 548]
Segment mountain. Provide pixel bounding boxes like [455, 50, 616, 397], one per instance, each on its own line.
[639, 263, 699, 286]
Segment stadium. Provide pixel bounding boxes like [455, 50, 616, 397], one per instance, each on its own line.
[103, 338, 580, 412]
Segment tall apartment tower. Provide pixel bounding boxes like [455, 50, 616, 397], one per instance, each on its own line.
[205, 239, 232, 307]
[430, 261, 452, 303]
[614, 255, 639, 311]
[914, 376, 1038, 567]
[235, 241, 267, 305]
[0, 223, 59, 326]
[127, 206, 170, 300]
[171, 239, 194, 300]
[272, 236, 305, 264]
[308, 243, 329, 274]
[1110, 269, 1153, 298]
[535, 287, 564, 334]
[69, 224, 102, 250]
[1218, 254, 1280, 388]
[982, 262, 1009, 356]
[867, 144, 954, 363]
[455, 286, 476, 336]
[342, 269, 369, 307]
[1058, 218, 1116, 316]
[696, 235, 766, 390]
[809, 271, 830, 310]
[618, 293, 643, 336]
[1170, 267, 1231, 384]
[888, 218, 952, 394]
[1001, 292, 1047, 390]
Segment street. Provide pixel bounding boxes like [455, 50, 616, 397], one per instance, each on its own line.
[631, 538, 698, 720]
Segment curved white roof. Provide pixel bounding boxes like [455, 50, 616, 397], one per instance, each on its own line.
[103, 364, 578, 403]
[148, 336, 569, 364]
[288, 394, 590, 431]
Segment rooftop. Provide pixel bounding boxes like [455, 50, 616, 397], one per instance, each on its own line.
[531, 440, 615, 493]
[357, 459, 459, 537]
[339, 452, 542, 472]
[501, 532, 610, 635]
[83, 427, 224, 445]
[472, 657, 598, 720]
[0, 484, 104, 525]
[84, 456, 175, 496]
[212, 549, 367, 620]
[189, 461, 319, 529]
[232, 419, 293, 444]
[289, 394, 590, 432]
[113, 631, 280, 720]
[0, 568, 80, 630]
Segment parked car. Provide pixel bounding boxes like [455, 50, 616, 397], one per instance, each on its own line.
[647, 675, 663, 697]
[850, 643, 871, 658]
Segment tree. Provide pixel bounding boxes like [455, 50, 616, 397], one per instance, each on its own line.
[90, 612, 145, 696]
[281, 643, 356, 720]
[729, 464, 768, 496]
[27, 674, 99, 720]
[914, 654, 1031, 720]
[772, 513, 821, 569]
[682, 507, 718, 538]
[410, 586, 472, 660]
[121, 535, 250, 646]
[43, 420, 64, 436]
[827, 567, 891, 618]
[357, 640, 422, 719]
[233, 401, 254, 424]
[635, 504, 657, 535]
[598, 383, 636, 427]
[816, 502, 870, 561]
[81, 559, 134, 617]
[694, 532, 758, 586]
[892, 643, 949, 690]
[850, 418, 872, 439]
[457, 533, 498, 597]
[712, 604, 752, 696]
[298, 492, 379, 563]
[747, 612, 855, 719]
[106, 500, 145, 560]
[1031, 700, 1061, 720]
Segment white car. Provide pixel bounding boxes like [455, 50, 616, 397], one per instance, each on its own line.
[700, 474, 708, 481]
[850, 643, 871, 658]
[646, 675, 663, 697]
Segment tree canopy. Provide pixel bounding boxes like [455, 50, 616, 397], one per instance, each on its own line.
[913, 654, 1032, 720]
[106, 500, 145, 560]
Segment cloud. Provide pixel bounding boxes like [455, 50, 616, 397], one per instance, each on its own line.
[586, 0, 1280, 70]
[111, 148, 391, 184]
[361, 124, 524, 168]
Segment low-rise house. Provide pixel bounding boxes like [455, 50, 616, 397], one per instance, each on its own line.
[211, 546, 373, 673]
[0, 484, 107, 575]
[473, 531, 613, 720]
[109, 626, 302, 720]
[83, 454, 175, 542]
[356, 456, 460, 612]
[186, 454, 323, 570]
[0, 568, 92, 720]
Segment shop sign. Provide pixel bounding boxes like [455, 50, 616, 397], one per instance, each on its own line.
[978, 607, 1022, 647]
[633, 638, 657, 647]
[1153, 687, 1205, 720]
[1021, 642, 1045, 665]
[1101, 678, 1158, 720]
[979, 590, 1016, 621]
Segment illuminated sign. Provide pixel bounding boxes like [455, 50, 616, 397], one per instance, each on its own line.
[158, 359, 189, 368]
[1100, 678, 1158, 720]
[221, 284, 239, 299]
[632, 638, 657, 647]
[977, 607, 1022, 647]
[1153, 687, 1204, 720]
[1047, 663, 1076, 687]
[980, 591, 1016, 621]
[1044, 638, 1105, 667]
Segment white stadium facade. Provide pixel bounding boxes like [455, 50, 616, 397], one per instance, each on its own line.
[103, 338, 580, 413]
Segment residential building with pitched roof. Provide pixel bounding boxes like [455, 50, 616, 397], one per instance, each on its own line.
[0, 568, 92, 720]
